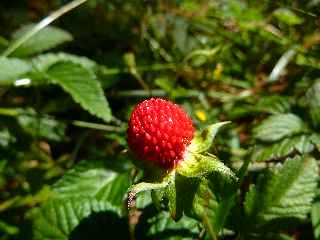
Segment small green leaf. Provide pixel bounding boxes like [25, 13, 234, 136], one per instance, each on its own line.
[46, 61, 112, 122]
[244, 156, 318, 230]
[31, 197, 120, 240]
[10, 24, 72, 57]
[253, 114, 305, 142]
[274, 8, 303, 25]
[0, 57, 31, 84]
[183, 47, 220, 67]
[189, 121, 231, 153]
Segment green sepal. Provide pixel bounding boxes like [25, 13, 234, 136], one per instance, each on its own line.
[177, 153, 238, 182]
[127, 121, 238, 236]
[188, 121, 231, 154]
[151, 172, 200, 221]
[184, 177, 237, 236]
[128, 172, 173, 209]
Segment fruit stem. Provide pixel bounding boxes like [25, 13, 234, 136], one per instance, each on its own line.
[127, 180, 170, 209]
[203, 215, 218, 240]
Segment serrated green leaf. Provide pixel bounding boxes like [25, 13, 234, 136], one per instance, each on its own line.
[46, 62, 112, 122]
[32, 52, 96, 73]
[251, 135, 314, 162]
[305, 80, 320, 128]
[10, 24, 72, 57]
[32, 197, 120, 240]
[244, 156, 318, 229]
[0, 57, 31, 84]
[53, 161, 131, 207]
[253, 114, 305, 142]
[95, 171, 131, 204]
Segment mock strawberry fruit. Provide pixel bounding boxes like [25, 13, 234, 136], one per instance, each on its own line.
[127, 98, 195, 169]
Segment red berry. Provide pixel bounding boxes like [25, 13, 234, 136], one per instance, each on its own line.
[127, 98, 195, 169]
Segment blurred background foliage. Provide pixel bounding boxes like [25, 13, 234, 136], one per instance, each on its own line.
[0, 0, 320, 239]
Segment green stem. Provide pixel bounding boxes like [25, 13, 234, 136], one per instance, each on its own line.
[99, 63, 176, 76]
[203, 215, 218, 240]
[2, 0, 87, 57]
[0, 108, 123, 132]
[0, 108, 19, 117]
[237, 157, 251, 184]
[72, 120, 123, 132]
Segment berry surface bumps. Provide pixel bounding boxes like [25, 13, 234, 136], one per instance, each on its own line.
[127, 98, 195, 169]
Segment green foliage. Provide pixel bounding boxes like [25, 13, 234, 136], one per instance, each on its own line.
[53, 160, 131, 206]
[273, 8, 304, 25]
[251, 135, 315, 162]
[253, 114, 305, 142]
[305, 79, 320, 128]
[10, 24, 73, 57]
[244, 156, 318, 231]
[46, 61, 112, 122]
[0, 57, 31, 84]
[0, 1, 320, 240]
[189, 121, 231, 153]
[312, 199, 320, 240]
[32, 52, 96, 73]
[136, 208, 199, 240]
[31, 197, 120, 240]
[30, 160, 131, 239]
[17, 109, 66, 141]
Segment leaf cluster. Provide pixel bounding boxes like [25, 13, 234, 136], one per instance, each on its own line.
[0, 1, 320, 240]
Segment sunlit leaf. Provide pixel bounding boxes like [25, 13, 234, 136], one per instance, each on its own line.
[46, 62, 112, 122]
